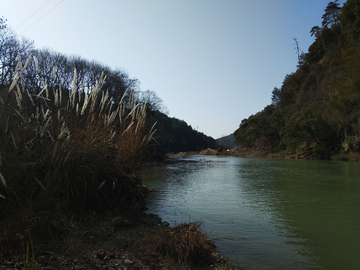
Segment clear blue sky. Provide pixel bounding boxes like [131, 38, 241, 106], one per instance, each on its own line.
[3, 0, 346, 139]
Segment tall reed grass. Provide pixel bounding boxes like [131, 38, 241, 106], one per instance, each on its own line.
[0, 53, 156, 214]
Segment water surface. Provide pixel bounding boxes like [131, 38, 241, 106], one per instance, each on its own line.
[139, 156, 360, 269]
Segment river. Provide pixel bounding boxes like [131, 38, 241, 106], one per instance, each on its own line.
[139, 156, 360, 270]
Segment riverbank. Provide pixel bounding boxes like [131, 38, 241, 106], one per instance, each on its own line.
[170, 148, 360, 162]
[0, 192, 237, 270]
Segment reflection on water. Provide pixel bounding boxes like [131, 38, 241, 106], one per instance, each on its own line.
[140, 156, 360, 270]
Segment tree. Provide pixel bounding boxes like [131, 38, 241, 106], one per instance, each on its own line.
[322, 0, 342, 28]
[0, 19, 34, 87]
[310, 26, 321, 38]
[271, 87, 281, 106]
[138, 90, 168, 114]
[103, 68, 139, 104]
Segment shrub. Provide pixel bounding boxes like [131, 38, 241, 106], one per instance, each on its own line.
[0, 54, 155, 215]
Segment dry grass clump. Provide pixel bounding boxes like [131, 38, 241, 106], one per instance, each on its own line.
[0, 54, 155, 216]
[156, 222, 215, 267]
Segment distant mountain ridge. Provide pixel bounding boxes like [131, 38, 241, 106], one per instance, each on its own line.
[216, 133, 238, 148]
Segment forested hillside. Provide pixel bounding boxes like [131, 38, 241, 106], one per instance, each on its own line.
[234, 0, 360, 161]
[148, 111, 216, 154]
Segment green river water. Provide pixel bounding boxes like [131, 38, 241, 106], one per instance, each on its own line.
[140, 156, 360, 270]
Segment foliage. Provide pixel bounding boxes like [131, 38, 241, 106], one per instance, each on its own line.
[280, 108, 337, 153]
[328, 75, 360, 138]
[340, 0, 360, 41]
